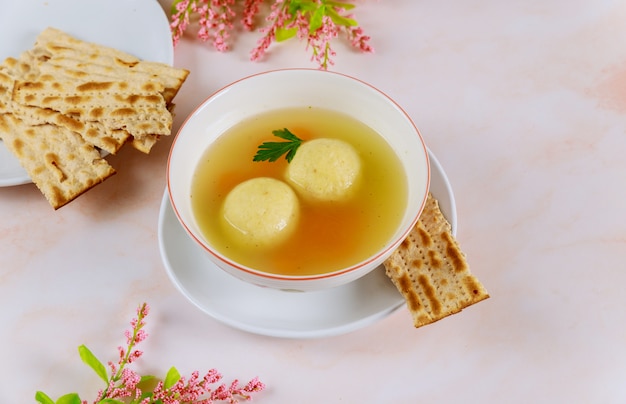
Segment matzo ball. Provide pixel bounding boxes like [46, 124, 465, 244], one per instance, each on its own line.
[222, 177, 299, 247]
[286, 138, 361, 201]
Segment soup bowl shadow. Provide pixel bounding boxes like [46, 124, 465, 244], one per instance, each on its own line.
[167, 69, 430, 292]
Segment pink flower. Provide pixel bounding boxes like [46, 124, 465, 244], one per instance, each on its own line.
[118, 346, 126, 362]
[170, 0, 373, 69]
[127, 349, 143, 363]
[348, 25, 374, 53]
[301, 14, 339, 69]
[242, 0, 264, 30]
[191, 0, 236, 52]
[37, 302, 265, 403]
[120, 368, 141, 391]
[135, 329, 148, 343]
[203, 368, 223, 384]
[170, 0, 192, 46]
[249, 0, 291, 62]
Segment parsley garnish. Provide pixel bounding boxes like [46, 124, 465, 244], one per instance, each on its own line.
[253, 128, 303, 163]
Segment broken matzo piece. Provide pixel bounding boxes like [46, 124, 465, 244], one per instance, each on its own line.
[0, 27, 188, 208]
[384, 193, 489, 328]
[32, 27, 189, 104]
[0, 113, 115, 209]
[11, 78, 172, 137]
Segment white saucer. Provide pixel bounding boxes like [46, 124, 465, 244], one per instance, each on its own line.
[0, 0, 174, 187]
[158, 149, 457, 338]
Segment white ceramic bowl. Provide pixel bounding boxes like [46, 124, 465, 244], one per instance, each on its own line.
[167, 69, 430, 292]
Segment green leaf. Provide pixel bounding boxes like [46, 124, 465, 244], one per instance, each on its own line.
[164, 366, 181, 389]
[326, 8, 358, 27]
[135, 375, 158, 400]
[170, 0, 185, 15]
[35, 391, 55, 404]
[78, 345, 109, 384]
[309, 5, 326, 34]
[276, 27, 298, 42]
[326, 1, 356, 10]
[139, 374, 157, 383]
[98, 399, 125, 404]
[287, 0, 299, 15]
[276, 128, 302, 142]
[253, 128, 303, 163]
[290, 0, 317, 14]
[55, 393, 82, 404]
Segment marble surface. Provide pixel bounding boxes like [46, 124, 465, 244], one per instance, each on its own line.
[2, 0, 626, 402]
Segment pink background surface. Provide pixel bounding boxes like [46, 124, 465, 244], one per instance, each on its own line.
[2, 0, 626, 402]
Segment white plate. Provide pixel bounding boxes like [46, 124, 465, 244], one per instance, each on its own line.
[0, 0, 174, 187]
[158, 149, 457, 338]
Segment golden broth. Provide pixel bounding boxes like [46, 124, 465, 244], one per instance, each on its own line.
[191, 107, 407, 276]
